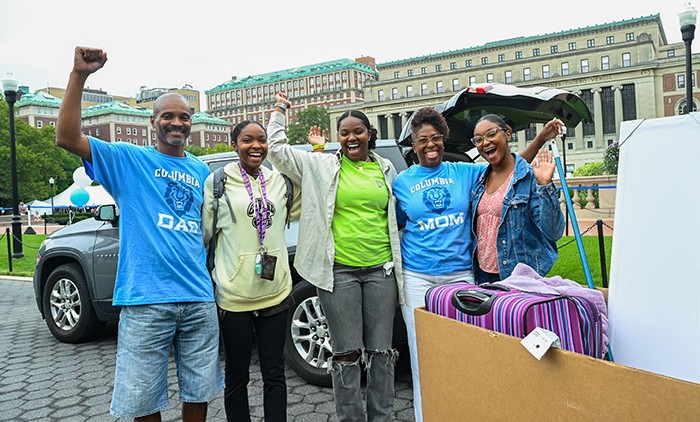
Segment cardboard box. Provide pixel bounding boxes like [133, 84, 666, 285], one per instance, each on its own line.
[415, 307, 700, 421]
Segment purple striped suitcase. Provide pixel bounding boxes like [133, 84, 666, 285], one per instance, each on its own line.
[425, 281, 604, 358]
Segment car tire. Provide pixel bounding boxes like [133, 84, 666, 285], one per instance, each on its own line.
[284, 281, 333, 387]
[42, 263, 104, 343]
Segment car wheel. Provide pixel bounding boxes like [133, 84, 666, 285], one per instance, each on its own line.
[42, 263, 104, 343]
[284, 281, 333, 387]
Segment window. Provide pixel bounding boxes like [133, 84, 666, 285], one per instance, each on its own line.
[435, 64, 442, 72]
[601, 56, 610, 70]
[95, 128, 99, 135]
[523, 67, 531, 81]
[587, 39, 595, 48]
[505, 70, 512, 84]
[407, 69, 414, 76]
[406, 86, 414, 98]
[626, 32, 634, 41]
[542, 65, 550, 78]
[142, 129, 146, 136]
[378, 90, 384, 101]
[481, 57, 489, 65]
[551, 45, 558, 54]
[421, 67, 428, 74]
[486, 73, 494, 83]
[581, 90, 595, 136]
[561, 62, 569, 76]
[568, 42, 576, 51]
[436, 81, 444, 93]
[567, 142, 574, 150]
[525, 124, 537, 141]
[678, 74, 686, 89]
[606, 36, 614, 45]
[601, 87, 615, 134]
[465, 59, 472, 67]
[533, 48, 540, 56]
[515, 51, 523, 59]
[421, 83, 428, 95]
[126, 127, 131, 135]
[450, 62, 457, 70]
[392, 87, 399, 100]
[667, 49, 676, 58]
[117, 127, 122, 134]
[498, 54, 505, 62]
[393, 71, 400, 79]
[587, 141, 594, 148]
[622, 52, 631, 67]
[581, 59, 589, 73]
[469, 76, 476, 85]
[37, 120, 43, 128]
[452, 78, 460, 91]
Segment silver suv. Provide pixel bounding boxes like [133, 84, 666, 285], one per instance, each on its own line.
[33, 140, 410, 387]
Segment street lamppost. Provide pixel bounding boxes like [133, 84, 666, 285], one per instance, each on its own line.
[49, 177, 55, 217]
[2, 72, 23, 258]
[679, 2, 698, 114]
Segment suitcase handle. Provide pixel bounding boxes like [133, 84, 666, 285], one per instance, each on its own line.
[451, 290, 497, 315]
[479, 282, 510, 292]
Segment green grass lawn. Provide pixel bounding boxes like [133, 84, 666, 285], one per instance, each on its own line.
[0, 233, 45, 277]
[1, 233, 612, 283]
[548, 236, 613, 288]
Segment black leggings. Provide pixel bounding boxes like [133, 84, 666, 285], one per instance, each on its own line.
[219, 309, 288, 422]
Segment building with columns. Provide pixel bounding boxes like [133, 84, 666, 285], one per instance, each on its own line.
[205, 58, 378, 127]
[327, 14, 698, 172]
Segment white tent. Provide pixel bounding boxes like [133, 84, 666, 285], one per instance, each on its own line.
[34, 183, 115, 210]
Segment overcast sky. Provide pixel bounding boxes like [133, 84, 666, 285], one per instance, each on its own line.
[1, 1, 696, 105]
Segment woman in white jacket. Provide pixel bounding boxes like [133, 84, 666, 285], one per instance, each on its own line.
[267, 92, 403, 422]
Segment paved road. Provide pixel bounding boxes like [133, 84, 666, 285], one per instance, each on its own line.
[0, 279, 416, 421]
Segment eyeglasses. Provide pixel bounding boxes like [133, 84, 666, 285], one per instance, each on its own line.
[414, 134, 445, 146]
[470, 128, 506, 146]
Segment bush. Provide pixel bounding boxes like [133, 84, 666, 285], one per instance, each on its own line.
[604, 142, 620, 175]
[573, 161, 606, 177]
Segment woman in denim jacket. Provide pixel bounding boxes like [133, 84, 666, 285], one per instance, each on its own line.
[470, 114, 565, 283]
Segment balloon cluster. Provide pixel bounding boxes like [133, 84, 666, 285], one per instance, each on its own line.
[70, 167, 92, 207]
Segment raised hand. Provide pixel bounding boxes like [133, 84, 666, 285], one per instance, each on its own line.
[533, 148, 556, 186]
[539, 118, 565, 141]
[73, 47, 107, 76]
[275, 91, 292, 109]
[307, 126, 326, 146]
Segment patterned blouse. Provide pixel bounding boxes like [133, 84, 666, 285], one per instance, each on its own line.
[475, 172, 513, 274]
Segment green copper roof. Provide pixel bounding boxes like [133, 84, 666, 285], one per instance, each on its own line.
[191, 111, 231, 126]
[206, 58, 377, 94]
[16, 91, 63, 108]
[82, 101, 152, 118]
[378, 14, 664, 68]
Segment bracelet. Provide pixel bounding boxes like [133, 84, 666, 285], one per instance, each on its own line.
[274, 102, 288, 111]
[312, 144, 326, 151]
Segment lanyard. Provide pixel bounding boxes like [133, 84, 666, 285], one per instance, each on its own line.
[239, 164, 268, 247]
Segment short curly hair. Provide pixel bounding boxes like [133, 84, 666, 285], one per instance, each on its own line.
[410, 107, 450, 140]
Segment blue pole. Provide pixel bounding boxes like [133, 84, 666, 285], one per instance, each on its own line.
[550, 140, 595, 289]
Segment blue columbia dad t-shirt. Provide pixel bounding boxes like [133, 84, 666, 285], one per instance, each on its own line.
[393, 161, 486, 275]
[84, 137, 213, 306]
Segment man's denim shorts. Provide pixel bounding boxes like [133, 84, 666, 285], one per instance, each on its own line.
[110, 302, 224, 418]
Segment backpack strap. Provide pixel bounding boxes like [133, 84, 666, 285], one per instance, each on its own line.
[282, 174, 293, 228]
[206, 167, 227, 273]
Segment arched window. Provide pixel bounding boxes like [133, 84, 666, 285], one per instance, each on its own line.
[677, 98, 698, 114]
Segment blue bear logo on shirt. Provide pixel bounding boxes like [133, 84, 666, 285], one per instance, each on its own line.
[423, 186, 451, 214]
[164, 182, 195, 217]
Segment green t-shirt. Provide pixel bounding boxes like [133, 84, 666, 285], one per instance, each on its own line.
[332, 155, 393, 266]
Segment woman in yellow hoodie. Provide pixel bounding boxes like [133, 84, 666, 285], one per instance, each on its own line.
[202, 120, 300, 422]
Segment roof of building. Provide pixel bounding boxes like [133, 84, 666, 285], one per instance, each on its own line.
[206, 58, 378, 94]
[191, 111, 231, 126]
[377, 14, 665, 68]
[81, 101, 152, 118]
[16, 91, 63, 108]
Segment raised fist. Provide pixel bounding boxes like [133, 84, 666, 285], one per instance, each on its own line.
[73, 47, 108, 75]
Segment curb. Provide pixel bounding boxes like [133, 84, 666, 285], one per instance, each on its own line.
[1, 275, 33, 282]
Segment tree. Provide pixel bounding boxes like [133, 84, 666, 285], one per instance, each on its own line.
[287, 106, 330, 145]
[572, 161, 606, 177]
[0, 97, 81, 208]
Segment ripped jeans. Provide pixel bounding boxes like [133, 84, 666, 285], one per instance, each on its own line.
[317, 262, 399, 422]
